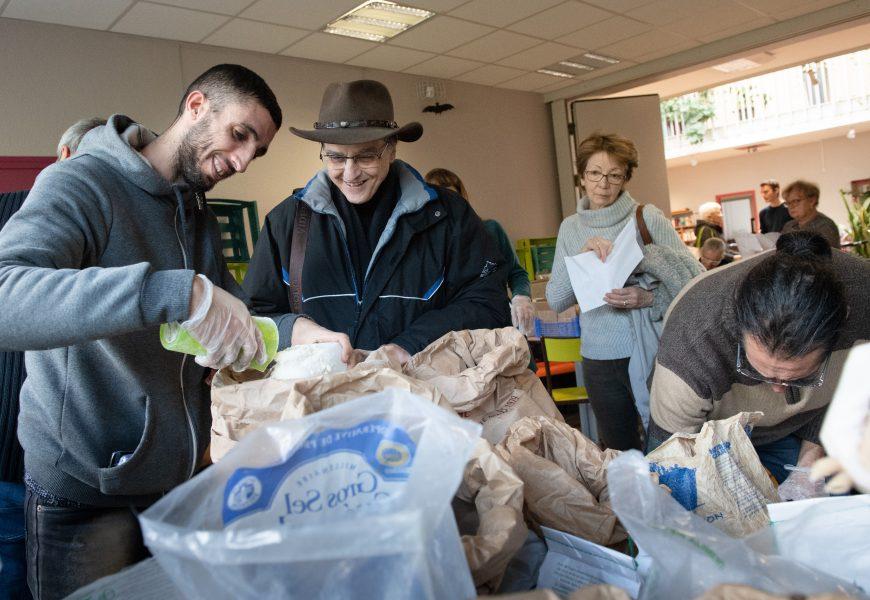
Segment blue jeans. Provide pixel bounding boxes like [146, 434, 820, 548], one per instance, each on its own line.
[0, 481, 30, 599]
[754, 434, 802, 484]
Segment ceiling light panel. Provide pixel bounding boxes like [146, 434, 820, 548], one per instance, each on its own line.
[537, 69, 574, 78]
[324, 1, 434, 41]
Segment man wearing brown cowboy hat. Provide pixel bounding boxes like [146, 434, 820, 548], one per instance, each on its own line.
[244, 79, 509, 364]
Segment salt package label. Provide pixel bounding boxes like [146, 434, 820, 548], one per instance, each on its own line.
[222, 419, 416, 527]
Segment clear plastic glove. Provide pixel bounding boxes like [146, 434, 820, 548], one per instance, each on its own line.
[510, 295, 535, 337]
[181, 275, 265, 372]
[777, 465, 827, 501]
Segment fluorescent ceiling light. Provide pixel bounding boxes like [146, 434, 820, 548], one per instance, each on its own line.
[559, 61, 594, 71]
[324, 1, 434, 42]
[537, 69, 574, 78]
[583, 53, 619, 64]
[712, 58, 761, 73]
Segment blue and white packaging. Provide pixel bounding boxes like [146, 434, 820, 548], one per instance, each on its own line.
[139, 389, 481, 600]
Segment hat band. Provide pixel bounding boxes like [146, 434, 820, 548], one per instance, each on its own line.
[314, 119, 398, 130]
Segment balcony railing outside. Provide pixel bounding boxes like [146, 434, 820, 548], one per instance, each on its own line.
[662, 49, 870, 158]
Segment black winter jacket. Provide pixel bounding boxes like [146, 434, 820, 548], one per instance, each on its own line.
[244, 161, 510, 354]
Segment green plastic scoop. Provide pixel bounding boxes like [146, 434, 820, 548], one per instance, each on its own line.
[159, 316, 279, 371]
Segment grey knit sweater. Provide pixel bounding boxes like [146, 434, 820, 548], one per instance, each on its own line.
[546, 192, 700, 360]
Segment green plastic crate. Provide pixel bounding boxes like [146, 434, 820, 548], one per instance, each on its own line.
[208, 199, 259, 263]
[515, 237, 557, 280]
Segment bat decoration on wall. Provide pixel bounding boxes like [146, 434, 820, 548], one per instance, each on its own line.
[422, 102, 454, 114]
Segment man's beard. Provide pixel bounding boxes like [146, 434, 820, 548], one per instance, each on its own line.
[175, 117, 213, 192]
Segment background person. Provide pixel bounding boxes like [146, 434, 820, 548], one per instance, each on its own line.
[244, 80, 508, 367]
[424, 167, 534, 336]
[759, 178, 790, 233]
[699, 237, 733, 270]
[648, 232, 869, 488]
[546, 132, 702, 451]
[694, 201, 724, 247]
[0, 117, 104, 600]
[0, 64, 280, 597]
[781, 179, 841, 248]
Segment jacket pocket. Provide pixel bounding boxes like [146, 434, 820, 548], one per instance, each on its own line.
[96, 396, 165, 496]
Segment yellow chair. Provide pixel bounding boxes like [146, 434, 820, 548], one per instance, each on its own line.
[540, 337, 589, 405]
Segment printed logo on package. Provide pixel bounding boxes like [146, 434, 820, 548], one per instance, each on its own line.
[222, 419, 416, 527]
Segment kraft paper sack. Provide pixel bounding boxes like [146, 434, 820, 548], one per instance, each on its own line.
[455, 439, 527, 593]
[404, 327, 563, 444]
[494, 416, 626, 546]
[645, 412, 779, 537]
[210, 357, 451, 461]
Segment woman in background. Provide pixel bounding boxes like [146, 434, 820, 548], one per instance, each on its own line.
[424, 168, 534, 335]
[694, 201, 725, 247]
[547, 132, 702, 450]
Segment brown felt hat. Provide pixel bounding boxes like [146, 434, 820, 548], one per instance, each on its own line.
[290, 80, 423, 145]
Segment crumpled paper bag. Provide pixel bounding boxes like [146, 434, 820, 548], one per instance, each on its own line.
[494, 416, 626, 546]
[456, 439, 527, 593]
[646, 412, 779, 537]
[495, 585, 631, 600]
[210, 356, 451, 461]
[404, 327, 563, 444]
[697, 584, 853, 600]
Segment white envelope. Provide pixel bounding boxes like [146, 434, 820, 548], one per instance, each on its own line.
[564, 218, 644, 313]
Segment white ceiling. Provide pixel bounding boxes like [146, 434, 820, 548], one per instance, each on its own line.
[0, 0, 862, 95]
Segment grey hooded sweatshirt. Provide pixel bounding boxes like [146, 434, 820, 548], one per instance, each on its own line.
[0, 114, 240, 506]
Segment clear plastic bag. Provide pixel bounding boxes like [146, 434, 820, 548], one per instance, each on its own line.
[607, 451, 866, 599]
[139, 389, 480, 600]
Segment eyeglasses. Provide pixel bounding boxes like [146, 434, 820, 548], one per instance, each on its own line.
[320, 143, 392, 169]
[735, 342, 830, 388]
[584, 170, 626, 185]
[783, 197, 809, 208]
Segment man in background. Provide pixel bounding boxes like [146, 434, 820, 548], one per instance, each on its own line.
[698, 237, 733, 270]
[759, 179, 790, 233]
[0, 117, 104, 600]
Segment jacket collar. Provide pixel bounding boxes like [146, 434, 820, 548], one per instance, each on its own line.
[294, 160, 438, 279]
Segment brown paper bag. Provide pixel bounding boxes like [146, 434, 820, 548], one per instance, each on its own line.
[494, 416, 626, 546]
[697, 584, 852, 600]
[210, 360, 452, 461]
[456, 439, 527, 593]
[645, 412, 779, 537]
[404, 328, 563, 444]
[496, 586, 631, 600]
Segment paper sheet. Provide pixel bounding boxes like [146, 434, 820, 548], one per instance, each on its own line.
[536, 526, 642, 599]
[564, 219, 643, 313]
[66, 558, 184, 599]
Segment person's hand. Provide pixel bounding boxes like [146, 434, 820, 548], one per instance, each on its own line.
[604, 286, 653, 310]
[290, 317, 353, 364]
[379, 343, 412, 366]
[582, 236, 612, 261]
[811, 456, 854, 495]
[510, 295, 535, 337]
[181, 275, 265, 372]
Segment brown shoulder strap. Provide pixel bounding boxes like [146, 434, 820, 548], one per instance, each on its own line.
[288, 201, 311, 314]
[635, 204, 653, 245]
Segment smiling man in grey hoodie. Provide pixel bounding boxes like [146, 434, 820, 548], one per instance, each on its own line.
[0, 64, 280, 598]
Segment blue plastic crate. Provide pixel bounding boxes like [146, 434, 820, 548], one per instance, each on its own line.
[534, 317, 581, 338]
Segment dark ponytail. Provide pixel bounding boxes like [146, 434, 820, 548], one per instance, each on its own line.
[735, 232, 847, 358]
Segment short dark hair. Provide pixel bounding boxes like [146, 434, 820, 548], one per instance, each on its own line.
[576, 132, 638, 182]
[735, 231, 847, 358]
[177, 64, 282, 130]
[760, 179, 779, 190]
[424, 168, 467, 199]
